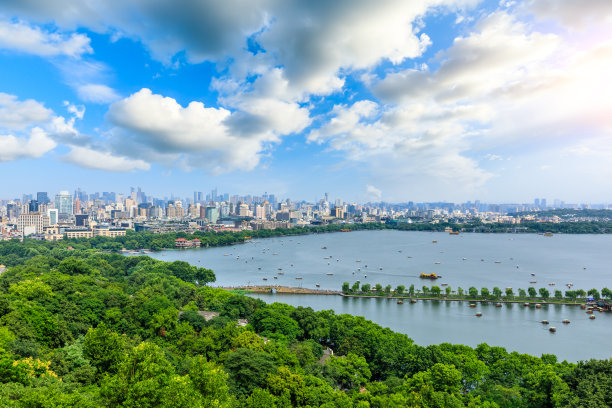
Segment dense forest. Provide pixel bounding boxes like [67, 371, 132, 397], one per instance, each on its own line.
[0, 238, 611, 406]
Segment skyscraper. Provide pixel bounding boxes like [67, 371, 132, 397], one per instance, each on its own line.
[36, 192, 49, 204]
[55, 191, 73, 218]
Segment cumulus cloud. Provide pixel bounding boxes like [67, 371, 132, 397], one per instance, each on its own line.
[106, 88, 308, 173]
[61, 146, 150, 172]
[0, 19, 91, 57]
[526, 0, 612, 29]
[77, 84, 120, 104]
[0, 92, 53, 130]
[0, 127, 56, 161]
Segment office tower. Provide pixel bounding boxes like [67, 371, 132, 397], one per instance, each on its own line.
[325, 192, 329, 203]
[534, 198, 540, 207]
[36, 192, 49, 204]
[55, 191, 74, 217]
[47, 208, 58, 225]
[205, 206, 219, 224]
[541, 199, 547, 209]
[211, 188, 218, 202]
[28, 200, 39, 213]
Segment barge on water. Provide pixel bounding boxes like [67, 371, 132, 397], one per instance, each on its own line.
[420, 273, 441, 279]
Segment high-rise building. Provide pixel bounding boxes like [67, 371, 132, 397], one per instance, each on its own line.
[28, 200, 39, 213]
[205, 206, 219, 224]
[17, 213, 49, 235]
[55, 191, 73, 217]
[37, 192, 49, 204]
[47, 208, 58, 225]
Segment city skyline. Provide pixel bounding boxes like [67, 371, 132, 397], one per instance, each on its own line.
[1, 1, 611, 202]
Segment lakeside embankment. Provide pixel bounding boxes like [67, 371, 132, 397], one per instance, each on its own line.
[221, 285, 604, 307]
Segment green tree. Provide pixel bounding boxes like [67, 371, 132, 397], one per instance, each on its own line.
[352, 282, 361, 293]
[492, 287, 502, 298]
[431, 286, 441, 297]
[445, 286, 451, 295]
[554, 290, 563, 300]
[361, 283, 371, 293]
[395, 285, 405, 295]
[375, 283, 383, 293]
[342, 282, 350, 294]
[505, 288, 514, 298]
[457, 287, 464, 296]
[384, 284, 392, 294]
[481, 287, 490, 298]
[323, 353, 372, 390]
[539, 288, 550, 299]
[528, 287, 537, 298]
[224, 348, 277, 397]
[601, 287, 612, 300]
[82, 323, 126, 375]
[518, 288, 527, 298]
[468, 287, 478, 298]
[588, 288, 601, 300]
[408, 284, 415, 295]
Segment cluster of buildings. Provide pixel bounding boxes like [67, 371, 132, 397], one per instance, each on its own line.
[0, 187, 608, 241]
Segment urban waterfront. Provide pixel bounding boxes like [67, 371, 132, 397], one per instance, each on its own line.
[147, 230, 612, 361]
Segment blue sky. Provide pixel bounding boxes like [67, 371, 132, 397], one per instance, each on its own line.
[1, 0, 611, 203]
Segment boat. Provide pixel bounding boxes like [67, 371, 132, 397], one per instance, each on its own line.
[432, 240, 438, 243]
[277, 272, 284, 275]
[434, 262, 441, 264]
[590, 315, 596, 319]
[562, 319, 570, 324]
[495, 303, 502, 308]
[410, 299, 417, 303]
[530, 281, 537, 284]
[315, 284, 320, 287]
[462, 257, 467, 260]
[548, 282, 555, 286]
[397, 300, 404, 304]
[274, 276, 278, 279]
[469, 304, 476, 308]
[441, 283, 448, 286]
[449, 231, 459, 235]
[379, 267, 383, 270]
[420, 273, 441, 279]
[494, 261, 501, 264]
[544, 232, 553, 237]
[262, 278, 267, 281]
[321, 246, 327, 250]
[531, 273, 535, 276]
[535, 304, 542, 309]
[356, 260, 361, 262]
[475, 312, 482, 317]
[295, 277, 303, 280]
[541, 320, 549, 325]
[326, 273, 334, 276]
[523, 303, 529, 306]
[549, 327, 556, 333]
[278, 268, 283, 270]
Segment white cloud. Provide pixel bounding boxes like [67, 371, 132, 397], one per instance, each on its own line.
[106, 88, 304, 173]
[0, 92, 53, 130]
[366, 185, 382, 200]
[526, 0, 612, 29]
[61, 146, 150, 172]
[0, 19, 91, 57]
[76, 84, 120, 104]
[0, 127, 56, 162]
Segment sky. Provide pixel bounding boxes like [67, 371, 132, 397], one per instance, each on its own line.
[0, 0, 611, 204]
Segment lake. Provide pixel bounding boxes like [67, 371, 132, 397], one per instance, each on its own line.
[146, 230, 612, 361]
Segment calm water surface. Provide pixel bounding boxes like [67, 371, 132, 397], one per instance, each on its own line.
[147, 231, 612, 361]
